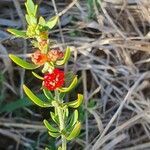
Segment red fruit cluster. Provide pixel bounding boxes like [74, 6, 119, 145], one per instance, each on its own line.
[43, 68, 64, 91]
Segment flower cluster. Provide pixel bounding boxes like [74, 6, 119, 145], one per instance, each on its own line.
[31, 51, 64, 91]
[43, 68, 64, 90]
[31, 48, 65, 90]
[31, 49, 64, 65]
[31, 50, 48, 65]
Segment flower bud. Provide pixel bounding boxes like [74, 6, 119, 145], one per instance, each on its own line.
[31, 50, 48, 65]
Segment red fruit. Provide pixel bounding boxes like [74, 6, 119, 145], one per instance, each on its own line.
[43, 69, 64, 91]
[31, 50, 48, 65]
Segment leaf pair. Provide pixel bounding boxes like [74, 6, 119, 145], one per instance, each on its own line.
[43, 119, 60, 138]
[65, 121, 81, 140]
[63, 110, 81, 141]
[23, 85, 52, 107]
[44, 110, 81, 140]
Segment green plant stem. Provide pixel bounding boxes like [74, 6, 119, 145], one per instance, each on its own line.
[55, 90, 67, 150]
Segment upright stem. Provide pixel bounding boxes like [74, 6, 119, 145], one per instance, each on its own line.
[55, 90, 67, 150]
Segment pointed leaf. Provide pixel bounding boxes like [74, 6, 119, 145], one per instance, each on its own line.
[25, 0, 35, 16]
[50, 112, 59, 125]
[43, 89, 54, 102]
[58, 76, 78, 93]
[58, 147, 62, 150]
[46, 16, 58, 29]
[56, 47, 71, 65]
[64, 108, 69, 118]
[25, 15, 37, 25]
[25, 14, 31, 25]
[9, 54, 39, 70]
[23, 85, 51, 107]
[43, 119, 58, 132]
[66, 122, 81, 141]
[66, 94, 83, 108]
[48, 131, 60, 138]
[39, 16, 46, 26]
[32, 71, 44, 80]
[7, 29, 27, 38]
[34, 5, 38, 16]
[67, 110, 78, 130]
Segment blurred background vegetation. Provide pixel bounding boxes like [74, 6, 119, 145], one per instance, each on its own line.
[0, 0, 150, 149]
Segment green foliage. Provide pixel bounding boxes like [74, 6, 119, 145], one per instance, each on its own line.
[43, 89, 54, 102]
[43, 119, 59, 132]
[8, 0, 83, 149]
[50, 112, 59, 125]
[65, 121, 81, 140]
[0, 97, 33, 113]
[32, 71, 44, 80]
[23, 85, 52, 107]
[56, 47, 71, 66]
[66, 110, 78, 130]
[65, 94, 83, 108]
[25, 0, 38, 17]
[48, 131, 61, 138]
[39, 16, 46, 26]
[59, 76, 78, 93]
[46, 16, 58, 29]
[7, 29, 27, 38]
[9, 54, 39, 70]
[87, 0, 100, 19]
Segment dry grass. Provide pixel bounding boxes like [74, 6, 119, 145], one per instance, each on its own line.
[0, 0, 150, 149]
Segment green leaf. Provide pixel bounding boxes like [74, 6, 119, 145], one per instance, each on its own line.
[65, 94, 83, 108]
[59, 76, 78, 93]
[43, 89, 54, 102]
[58, 147, 62, 150]
[64, 108, 69, 118]
[25, 15, 31, 25]
[0, 97, 33, 113]
[65, 122, 81, 141]
[46, 16, 58, 29]
[34, 5, 38, 16]
[56, 47, 71, 66]
[25, 15, 37, 25]
[9, 54, 39, 70]
[39, 16, 46, 26]
[32, 71, 44, 80]
[67, 110, 78, 130]
[48, 131, 60, 138]
[43, 119, 58, 132]
[42, 62, 54, 73]
[25, 0, 35, 16]
[23, 85, 52, 107]
[50, 112, 59, 125]
[7, 29, 27, 38]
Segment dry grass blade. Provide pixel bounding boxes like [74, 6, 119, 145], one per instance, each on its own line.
[0, 43, 16, 93]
